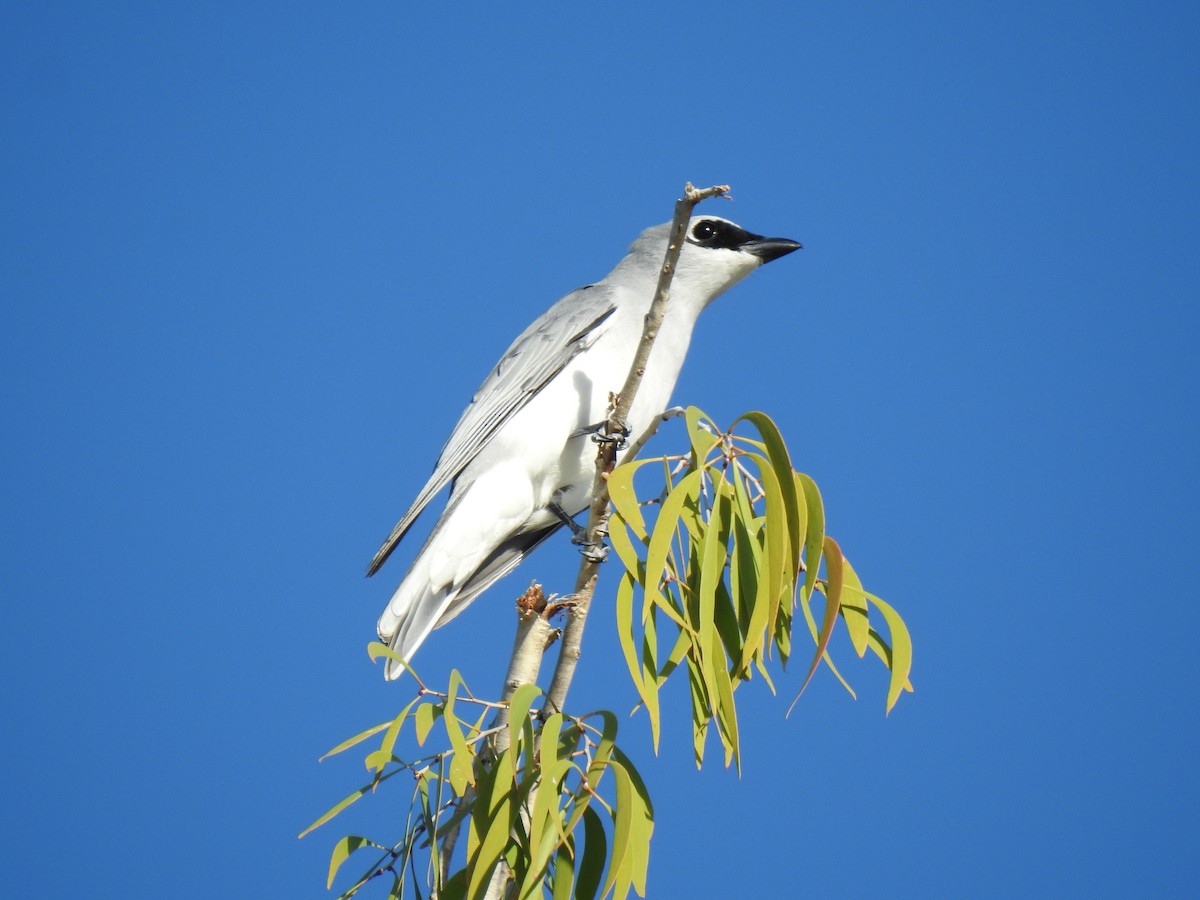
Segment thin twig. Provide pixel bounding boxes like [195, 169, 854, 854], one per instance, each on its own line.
[621, 406, 686, 464]
[543, 182, 731, 715]
[465, 186, 729, 897]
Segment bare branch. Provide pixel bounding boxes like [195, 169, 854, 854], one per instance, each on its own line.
[543, 182, 730, 715]
[542, 575, 596, 714]
[492, 584, 555, 754]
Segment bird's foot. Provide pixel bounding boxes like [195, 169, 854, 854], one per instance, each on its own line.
[579, 540, 609, 564]
[571, 420, 631, 450]
[577, 519, 610, 562]
[593, 426, 629, 449]
[549, 501, 609, 562]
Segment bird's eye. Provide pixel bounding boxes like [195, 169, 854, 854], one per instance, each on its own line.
[692, 220, 718, 243]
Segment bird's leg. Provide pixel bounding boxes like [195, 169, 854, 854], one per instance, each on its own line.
[548, 501, 609, 563]
[548, 501, 587, 541]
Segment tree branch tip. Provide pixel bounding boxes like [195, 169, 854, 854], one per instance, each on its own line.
[684, 182, 732, 204]
[515, 581, 548, 614]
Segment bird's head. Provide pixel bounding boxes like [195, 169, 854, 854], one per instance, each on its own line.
[628, 215, 802, 307]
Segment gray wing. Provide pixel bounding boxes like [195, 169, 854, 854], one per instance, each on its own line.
[367, 285, 617, 576]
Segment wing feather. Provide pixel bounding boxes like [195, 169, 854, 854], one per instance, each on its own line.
[366, 286, 616, 576]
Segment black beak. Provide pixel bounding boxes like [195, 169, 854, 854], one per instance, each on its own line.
[741, 236, 803, 264]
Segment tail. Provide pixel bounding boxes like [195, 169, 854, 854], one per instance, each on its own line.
[376, 522, 562, 680]
[377, 574, 453, 680]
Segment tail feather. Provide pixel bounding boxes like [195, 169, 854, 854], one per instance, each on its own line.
[379, 582, 452, 680]
[377, 522, 562, 680]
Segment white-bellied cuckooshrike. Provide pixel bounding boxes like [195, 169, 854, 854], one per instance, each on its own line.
[369, 215, 801, 678]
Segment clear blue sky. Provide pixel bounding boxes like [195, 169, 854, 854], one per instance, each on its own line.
[3, 3, 1197, 897]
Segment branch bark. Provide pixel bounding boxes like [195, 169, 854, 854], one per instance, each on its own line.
[474, 184, 730, 899]
[480, 587, 555, 899]
[543, 182, 730, 715]
[492, 585, 555, 752]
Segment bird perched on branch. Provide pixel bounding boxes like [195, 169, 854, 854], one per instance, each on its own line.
[369, 215, 801, 678]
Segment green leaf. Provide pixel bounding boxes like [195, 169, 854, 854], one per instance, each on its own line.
[467, 753, 514, 900]
[602, 760, 636, 900]
[866, 629, 916, 695]
[793, 583, 856, 705]
[684, 406, 721, 465]
[566, 710, 619, 828]
[366, 640, 419, 680]
[443, 671, 475, 795]
[528, 714, 565, 874]
[731, 503, 769, 675]
[544, 715, 566, 763]
[325, 835, 380, 890]
[732, 411, 801, 571]
[414, 700, 442, 746]
[657, 625, 690, 683]
[440, 868, 468, 900]
[299, 785, 369, 839]
[608, 509, 645, 584]
[864, 592, 914, 713]
[839, 555, 871, 657]
[610, 752, 654, 897]
[319, 721, 391, 762]
[645, 468, 702, 630]
[575, 805, 608, 900]
[506, 682, 542, 764]
[529, 756, 572, 888]
[640, 603, 661, 752]
[556, 720, 582, 766]
[362, 748, 394, 775]
[687, 657, 710, 768]
[587, 710, 618, 788]
[366, 694, 424, 774]
[709, 625, 741, 771]
[693, 469, 730, 707]
[551, 839, 576, 900]
[607, 457, 658, 541]
[696, 465, 720, 633]
[713, 569, 744, 673]
[795, 472, 825, 603]
[615, 572, 645, 694]
[709, 476, 743, 675]
[616, 571, 661, 750]
[728, 462, 763, 616]
[610, 745, 654, 815]
[748, 452, 790, 656]
[795, 535, 845, 703]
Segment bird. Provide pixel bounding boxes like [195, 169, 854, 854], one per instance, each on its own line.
[368, 214, 801, 678]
